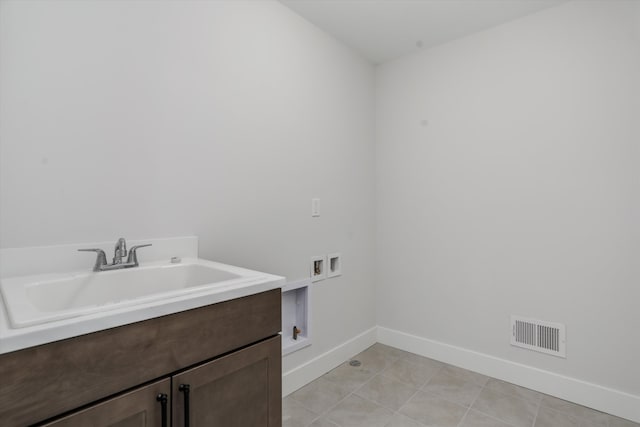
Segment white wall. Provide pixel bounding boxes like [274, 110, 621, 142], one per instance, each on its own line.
[3, 0, 640, 416]
[377, 0, 639, 400]
[0, 0, 376, 374]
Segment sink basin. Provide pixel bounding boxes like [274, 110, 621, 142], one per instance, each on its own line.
[0, 258, 279, 329]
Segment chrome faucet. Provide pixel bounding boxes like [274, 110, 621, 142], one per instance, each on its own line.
[79, 238, 151, 272]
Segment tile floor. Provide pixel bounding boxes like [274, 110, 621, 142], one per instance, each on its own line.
[283, 343, 639, 427]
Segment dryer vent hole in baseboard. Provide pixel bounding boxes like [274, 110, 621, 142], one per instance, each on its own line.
[511, 315, 566, 358]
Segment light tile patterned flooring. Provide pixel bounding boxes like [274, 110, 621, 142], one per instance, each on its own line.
[283, 343, 639, 427]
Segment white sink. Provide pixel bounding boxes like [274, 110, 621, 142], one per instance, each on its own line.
[1, 258, 282, 329]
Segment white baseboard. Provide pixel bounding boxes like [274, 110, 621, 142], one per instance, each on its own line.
[377, 326, 640, 424]
[282, 326, 377, 396]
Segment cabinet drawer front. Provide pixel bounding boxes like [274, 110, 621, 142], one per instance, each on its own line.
[0, 289, 281, 426]
[173, 335, 282, 427]
[41, 379, 171, 427]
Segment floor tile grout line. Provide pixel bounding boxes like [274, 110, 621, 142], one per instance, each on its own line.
[420, 367, 488, 408]
[396, 351, 448, 370]
[353, 377, 419, 414]
[321, 368, 376, 389]
[393, 378, 431, 425]
[418, 365, 444, 391]
[461, 382, 523, 427]
[470, 402, 535, 427]
[456, 406, 473, 427]
[287, 393, 323, 416]
[480, 379, 545, 407]
[306, 382, 364, 426]
[388, 410, 429, 427]
[530, 395, 543, 427]
[468, 408, 522, 427]
[456, 377, 487, 427]
[382, 359, 445, 390]
[282, 396, 323, 427]
[352, 369, 383, 393]
[289, 382, 343, 415]
[399, 356, 440, 369]
[311, 387, 398, 427]
[407, 367, 489, 415]
[352, 391, 408, 423]
[467, 407, 523, 427]
[398, 388, 471, 427]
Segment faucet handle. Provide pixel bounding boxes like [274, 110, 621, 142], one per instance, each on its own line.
[78, 248, 108, 272]
[126, 244, 152, 266]
[78, 248, 106, 254]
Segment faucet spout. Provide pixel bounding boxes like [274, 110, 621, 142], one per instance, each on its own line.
[113, 237, 127, 264]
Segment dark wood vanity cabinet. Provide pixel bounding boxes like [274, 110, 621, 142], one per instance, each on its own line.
[0, 289, 282, 427]
[43, 336, 281, 427]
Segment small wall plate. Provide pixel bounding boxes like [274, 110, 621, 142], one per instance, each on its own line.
[310, 255, 326, 282]
[327, 253, 341, 278]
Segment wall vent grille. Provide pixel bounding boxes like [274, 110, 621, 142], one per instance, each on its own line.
[510, 315, 566, 358]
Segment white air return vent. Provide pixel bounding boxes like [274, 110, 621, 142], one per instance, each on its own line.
[511, 315, 566, 358]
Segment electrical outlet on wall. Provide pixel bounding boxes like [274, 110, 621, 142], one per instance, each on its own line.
[310, 255, 326, 282]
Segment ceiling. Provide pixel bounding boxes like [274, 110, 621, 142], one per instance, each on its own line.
[280, 0, 568, 63]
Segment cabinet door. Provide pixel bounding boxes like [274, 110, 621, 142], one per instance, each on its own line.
[41, 379, 171, 427]
[172, 335, 281, 427]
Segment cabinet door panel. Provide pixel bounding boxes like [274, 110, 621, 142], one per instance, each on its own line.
[41, 379, 170, 427]
[173, 335, 281, 427]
